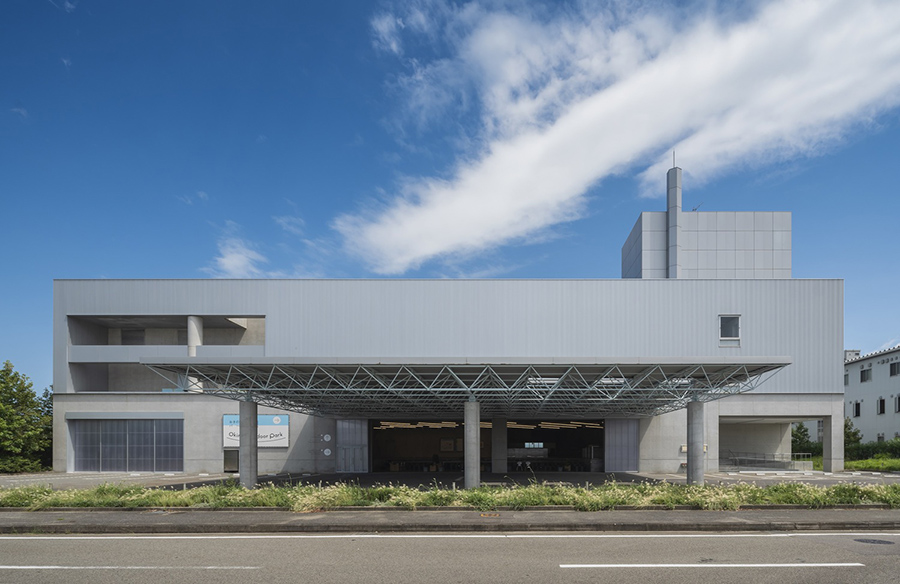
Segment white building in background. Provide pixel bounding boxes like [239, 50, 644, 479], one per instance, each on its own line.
[844, 346, 900, 442]
[52, 168, 844, 486]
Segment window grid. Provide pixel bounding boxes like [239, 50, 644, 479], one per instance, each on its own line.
[70, 419, 183, 472]
[861, 369, 872, 383]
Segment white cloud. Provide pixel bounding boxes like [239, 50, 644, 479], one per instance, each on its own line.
[879, 337, 900, 352]
[10, 107, 28, 118]
[274, 215, 305, 236]
[342, 0, 900, 274]
[179, 190, 209, 205]
[371, 12, 405, 55]
[204, 236, 268, 278]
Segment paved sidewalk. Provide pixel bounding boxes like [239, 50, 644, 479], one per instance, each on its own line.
[2, 507, 900, 534]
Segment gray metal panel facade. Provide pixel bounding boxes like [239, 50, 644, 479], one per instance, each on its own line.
[605, 418, 639, 471]
[55, 278, 842, 396]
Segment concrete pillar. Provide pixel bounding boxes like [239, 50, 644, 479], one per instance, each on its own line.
[666, 167, 682, 279]
[187, 316, 204, 357]
[687, 400, 705, 485]
[464, 399, 481, 489]
[491, 417, 508, 474]
[822, 413, 844, 472]
[239, 397, 258, 489]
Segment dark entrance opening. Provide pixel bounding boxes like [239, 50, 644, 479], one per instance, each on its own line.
[369, 420, 604, 472]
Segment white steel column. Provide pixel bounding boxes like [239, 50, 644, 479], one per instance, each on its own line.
[464, 398, 481, 489]
[239, 397, 258, 489]
[687, 400, 705, 485]
[491, 417, 507, 474]
[187, 316, 204, 357]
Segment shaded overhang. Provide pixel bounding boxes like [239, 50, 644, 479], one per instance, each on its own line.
[144, 357, 790, 419]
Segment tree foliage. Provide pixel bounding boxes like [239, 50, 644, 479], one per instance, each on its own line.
[0, 361, 52, 473]
[791, 422, 822, 456]
[844, 417, 863, 448]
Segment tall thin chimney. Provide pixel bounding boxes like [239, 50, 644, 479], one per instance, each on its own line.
[667, 167, 682, 279]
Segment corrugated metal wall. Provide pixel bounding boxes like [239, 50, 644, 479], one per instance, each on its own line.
[336, 419, 368, 473]
[55, 278, 843, 396]
[605, 419, 639, 472]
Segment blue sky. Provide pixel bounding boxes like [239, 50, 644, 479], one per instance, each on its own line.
[3, 0, 900, 391]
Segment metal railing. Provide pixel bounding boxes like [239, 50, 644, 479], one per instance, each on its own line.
[721, 451, 812, 471]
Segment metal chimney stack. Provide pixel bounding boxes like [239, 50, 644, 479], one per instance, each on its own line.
[667, 167, 682, 279]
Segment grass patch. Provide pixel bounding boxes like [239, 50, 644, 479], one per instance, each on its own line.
[845, 458, 900, 472]
[4, 480, 900, 511]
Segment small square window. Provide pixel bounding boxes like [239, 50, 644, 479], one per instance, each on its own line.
[861, 369, 872, 383]
[891, 363, 900, 377]
[719, 315, 740, 339]
[877, 433, 885, 443]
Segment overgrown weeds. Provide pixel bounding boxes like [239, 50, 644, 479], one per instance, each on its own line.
[3, 480, 900, 512]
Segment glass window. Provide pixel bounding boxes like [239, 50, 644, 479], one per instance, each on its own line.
[719, 315, 740, 339]
[70, 419, 183, 472]
[891, 362, 900, 377]
[861, 369, 872, 383]
[853, 402, 861, 417]
[844, 373, 849, 386]
[877, 398, 886, 415]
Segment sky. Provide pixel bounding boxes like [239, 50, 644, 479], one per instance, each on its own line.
[3, 0, 900, 392]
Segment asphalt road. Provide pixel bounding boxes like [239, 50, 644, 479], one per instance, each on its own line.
[2, 531, 899, 584]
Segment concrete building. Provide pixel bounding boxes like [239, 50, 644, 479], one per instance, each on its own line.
[844, 346, 900, 442]
[52, 168, 845, 487]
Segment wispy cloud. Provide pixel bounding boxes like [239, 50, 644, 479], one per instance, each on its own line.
[46, 0, 77, 12]
[274, 215, 305, 236]
[10, 107, 28, 118]
[371, 13, 405, 55]
[179, 190, 209, 205]
[203, 220, 332, 279]
[340, 0, 900, 274]
[204, 236, 269, 278]
[879, 338, 900, 351]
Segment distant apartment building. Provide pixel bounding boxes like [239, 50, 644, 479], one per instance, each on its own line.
[844, 346, 900, 442]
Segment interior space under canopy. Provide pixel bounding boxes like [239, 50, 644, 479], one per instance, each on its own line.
[370, 419, 605, 472]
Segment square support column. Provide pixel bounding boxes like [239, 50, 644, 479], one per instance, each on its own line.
[687, 400, 705, 485]
[822, 411, 844, 473]
[491, 417, 507, 474]
[239, 397, 258, 489]
[464, 399, 481, 489]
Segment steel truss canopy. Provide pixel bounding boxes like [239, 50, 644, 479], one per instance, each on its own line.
[145, 357, 790, 418]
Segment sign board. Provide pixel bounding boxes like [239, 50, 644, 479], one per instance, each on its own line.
[223, 415, 289, 448]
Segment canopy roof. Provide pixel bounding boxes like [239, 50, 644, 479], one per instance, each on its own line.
[145, 357, 790, 418]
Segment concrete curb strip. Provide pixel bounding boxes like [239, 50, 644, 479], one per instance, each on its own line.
[3, 508, 900, 534]
[0, 503, 892, 512]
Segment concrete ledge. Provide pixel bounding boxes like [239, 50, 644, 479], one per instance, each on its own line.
[2, 508, 900, 535]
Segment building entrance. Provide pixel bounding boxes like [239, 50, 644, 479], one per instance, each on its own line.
[370, 420, 604, 472]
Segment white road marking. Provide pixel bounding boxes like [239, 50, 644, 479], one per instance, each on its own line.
[0, 533, 897, 540]
[560, 563, 865, 568]
[0, 566, 258, 570]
